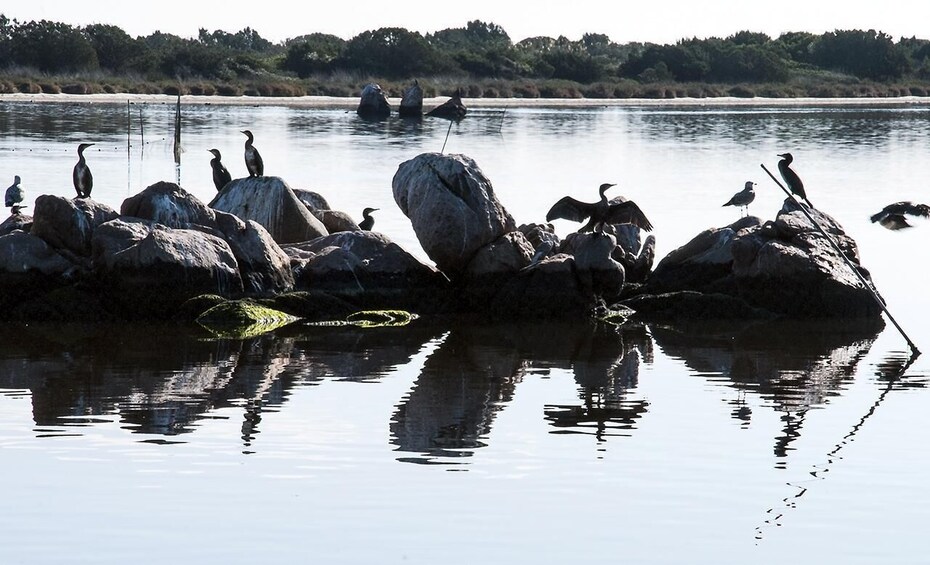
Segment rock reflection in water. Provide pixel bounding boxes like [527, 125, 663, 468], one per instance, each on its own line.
[0, 322, 442, 446]
[390, 321, 653, 463]
[650, 317, 885, 461]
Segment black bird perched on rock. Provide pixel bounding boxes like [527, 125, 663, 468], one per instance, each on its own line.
[777, 152, 812, 207]
[870, 201, 930, 230]
[546, 183, 653, 234]
[359, 207, 378, 231]
[73, 143, 94, 198]
[241, 130, 264, 177]
[5, 175, 23, 208]
[208, 148, 232, 191]
[723, 181, 756, 216]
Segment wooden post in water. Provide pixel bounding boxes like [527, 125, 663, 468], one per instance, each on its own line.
[174, 93, 181, 184]
[760, 163, 920, 355]
[139, 107, 145, 151]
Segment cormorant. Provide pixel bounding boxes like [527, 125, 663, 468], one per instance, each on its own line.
[208, 148, 232, 191]
[870, 201, 930, 230]
[5, 175, 23, 208]
[723, 181, 756, 216]
[241, 130, 264, 177]
[73, 143, 94, 198]
[546, 183, 653, 233]
[777, 152, 811, 207]
[359, 207, 378, 231]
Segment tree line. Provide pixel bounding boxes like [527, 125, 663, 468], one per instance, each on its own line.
[2, 14, 930, 92]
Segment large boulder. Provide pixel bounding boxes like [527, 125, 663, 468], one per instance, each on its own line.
[464, 231, 535, 279]
[357, 83, 391, 119]
[0, 231, 75, 277]
[0, 212, 32, 236]
[283, 231, 449, 310]
[392, 153, 516, 278]
[292, 188, 330, 212]
[121, 181, 217, 229]
[399, 81, 424, 117]
[209, 176, 328, 244]
[30, 195, 119, 257]
[213, 211, 294, 295]
[92, 218, 244, 309]
[637, 201, 880, 318]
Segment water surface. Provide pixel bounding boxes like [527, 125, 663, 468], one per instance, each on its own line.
[1, 97, 929, 564]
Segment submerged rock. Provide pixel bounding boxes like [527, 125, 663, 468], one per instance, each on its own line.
[196, 299, 297, 338]
[426, 92, 467, 121]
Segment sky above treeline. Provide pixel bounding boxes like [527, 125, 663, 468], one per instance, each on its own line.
[3, 0, 929, 45]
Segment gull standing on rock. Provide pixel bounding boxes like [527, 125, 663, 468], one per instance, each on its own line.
[723, 181, 756, 216]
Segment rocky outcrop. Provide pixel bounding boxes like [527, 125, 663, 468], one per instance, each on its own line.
[209, 176, 328, 244]
[357, 83, 391, 119]
[630, 201, 879, 318]
[399, 81, 424, 117]
[213, 211, 294, 295]
[426, 93, 467, 121]
[392, 152, 515, 278]
[0, 212, 32, 236]
[30, 195, 119, 258]
[283, 231, 449, 310]
[121, 181, 217, 229]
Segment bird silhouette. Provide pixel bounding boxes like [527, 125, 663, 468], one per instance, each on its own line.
[241, 130, 264, 177]
[5, 175, 23, 208]
[73, 143, 94, 198]
[723, 181, 756, 216]
[870, 201, 930, 230]
[208, 148, 232, 191]
[777, 152, 812, 207]
[359, 207, 378, 231]
[546, 183, 653, 233]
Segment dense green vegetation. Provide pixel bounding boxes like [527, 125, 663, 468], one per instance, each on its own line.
[3, 14, 930, 98]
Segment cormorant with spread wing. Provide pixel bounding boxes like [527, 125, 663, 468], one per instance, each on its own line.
[546, 183, 653, 233]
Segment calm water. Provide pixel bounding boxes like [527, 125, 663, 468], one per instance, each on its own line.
[1, 96, 930, 563]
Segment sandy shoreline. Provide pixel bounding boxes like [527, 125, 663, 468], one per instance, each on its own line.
[2, 92, 930, 108]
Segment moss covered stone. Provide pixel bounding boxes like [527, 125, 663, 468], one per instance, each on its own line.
[196, 299, 297, 338]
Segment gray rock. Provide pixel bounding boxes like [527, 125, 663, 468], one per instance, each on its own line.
[209, 176, 328, 244]
[0, 231, 74, 277]
[319, 209, 361, 233]
[121, 181, 217, 229]
[292, 188, 331, 212]
[392, 152, 516, 277]
[0, 212, 32, 236]
[426, 93, 466, 121]
[30, 195, 119, 257]
[465, 231, 535, 279]
[357, 83, 391, 119]
[213, 211, 294, 295]
[92, 217, 244, 301]
[399, 81, 424, 117]
[641, 199, 879, 318]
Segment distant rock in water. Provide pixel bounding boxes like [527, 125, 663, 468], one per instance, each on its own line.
[426, 92, 466, 121]
[357, 83, 392, 119]
[209, 176, 328, 244]
[399, 80, 424, 117]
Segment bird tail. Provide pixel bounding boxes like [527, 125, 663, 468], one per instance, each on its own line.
[869, 211, 884, 223]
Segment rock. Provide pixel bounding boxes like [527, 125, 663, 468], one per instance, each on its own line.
[30, 195, 119, 257]
[399, 81, 424, 117]
[213, 211, 294, 295]
[209, 176, 328, 244]
[319, 209, 361, 233]
[464, 231, 535, 279]
[0, 212, 32, 236]
[426, 93, 466, 121]
[0, 231, 75, 277]
[92, 218, 244, 310]
[621, 290, 776, 320]
[392, 152, 516, 277]
[292, 188, 331, 212]
[488, 254, 594, 320]
[357, 83, 391, 119]
[641, 201, 879, 318]
[283, 231, 449, 310]
[120, 181, 217, 229]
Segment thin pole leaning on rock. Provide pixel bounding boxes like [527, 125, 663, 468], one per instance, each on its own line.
[760, 163, 920, 356]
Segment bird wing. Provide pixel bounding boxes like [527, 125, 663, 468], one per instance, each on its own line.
[605, 200, 653, 231]
[546, 196, 596, 223]
[882, 201, 930, 218]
